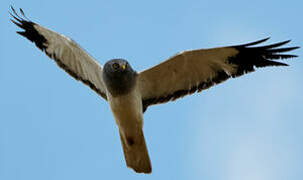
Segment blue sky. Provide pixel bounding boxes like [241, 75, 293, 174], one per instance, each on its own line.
[1, 0, 302, 180]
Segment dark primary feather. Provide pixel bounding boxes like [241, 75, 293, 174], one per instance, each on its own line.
[10, 6, 47, 51]
[142, 38, 299, 112]
[10, 6, 107, 100]
[229, 38, 299, 77]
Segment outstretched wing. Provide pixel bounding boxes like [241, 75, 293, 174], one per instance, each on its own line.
[10, 7, 107, 100]
[139, 38, 299, 112]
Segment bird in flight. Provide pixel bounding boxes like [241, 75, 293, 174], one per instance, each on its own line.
[10, 6, 299, 174]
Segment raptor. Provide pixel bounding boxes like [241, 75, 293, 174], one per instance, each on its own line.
[10, 6, 299, 173]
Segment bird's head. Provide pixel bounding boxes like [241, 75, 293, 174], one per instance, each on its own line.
[104, 59, 131, 73]
[103, 59, 137, 96]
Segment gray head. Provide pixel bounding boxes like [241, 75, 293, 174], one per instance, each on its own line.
[102, 59, 137, 96]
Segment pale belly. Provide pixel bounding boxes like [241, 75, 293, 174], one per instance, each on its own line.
[107, 88, 143, 134]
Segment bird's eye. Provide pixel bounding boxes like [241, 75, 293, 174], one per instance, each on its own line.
[112, 63, 119, 69]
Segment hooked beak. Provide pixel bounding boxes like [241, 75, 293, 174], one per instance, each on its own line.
[121, 64, 126, 70]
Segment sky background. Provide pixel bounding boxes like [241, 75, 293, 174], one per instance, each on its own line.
[1, 0, 303, 180]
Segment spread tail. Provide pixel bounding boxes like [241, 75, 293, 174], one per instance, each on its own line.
[119, 129, 152, 173]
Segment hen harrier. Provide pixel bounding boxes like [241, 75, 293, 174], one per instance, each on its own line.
[10, 6, 299, 173]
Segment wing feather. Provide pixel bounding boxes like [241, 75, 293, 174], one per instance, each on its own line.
[10, 6, 107, 100]
[138, 38, 299, 112]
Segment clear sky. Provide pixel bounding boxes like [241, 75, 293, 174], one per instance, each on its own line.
[1, 0, 302, 180]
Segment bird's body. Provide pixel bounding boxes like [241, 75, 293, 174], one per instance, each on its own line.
[108, 88, 143, 134]
[101, 59, 151, 172]
[10, 6, 299, 174]
[108, 88, 152, 173]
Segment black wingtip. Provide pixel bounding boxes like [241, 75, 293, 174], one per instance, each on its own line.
[10, 6, 20, 18]
[257, 40, 292, 49]
[9, 5, 31, 23]
[236, 37, 271, 47]
[234, 38, 299, 58]
[267, 46, 300, 53]
[10, 5, 14, 11]
[10, 19, 22, 28]
[19, 8, 30, 21]
[9, 6, 47, 51]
